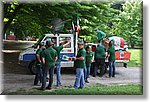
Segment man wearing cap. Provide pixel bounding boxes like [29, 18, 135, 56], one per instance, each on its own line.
[53, 39, 70, 87]
[74, 40, 86, 89]
[34, 42, 45, 85]
[41, 40, 58, 90]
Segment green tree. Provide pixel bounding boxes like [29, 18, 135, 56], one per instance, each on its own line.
[3, 0, 142, 47]
[112, 0, 142, 48]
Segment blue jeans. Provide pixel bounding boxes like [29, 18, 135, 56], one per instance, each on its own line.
[84, 65, 91, 81]
[74, 68, 85, 89]
[109, 61, 116, 77]
[41, 65, 55, 89]
[34, 64, 43, 85]
[86, 66, 91, 79]
[84, 66, 87, 81]
[55, 62, 61, 86]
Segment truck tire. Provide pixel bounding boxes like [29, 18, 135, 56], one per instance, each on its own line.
[28, 60, 37, 75]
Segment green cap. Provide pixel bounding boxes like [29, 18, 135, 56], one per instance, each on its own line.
[78, 40, 84, 45]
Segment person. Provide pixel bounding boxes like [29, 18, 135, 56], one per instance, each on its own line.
[41, 40, 58, 90]
[74, 40, 86, 89]
[84, 40, 88, 49]
[85, 45, 94, 83]
[94, 43, 106, 77]
[107, 40, 116, 78]
[96, 30, 106, 44]
[34, 42, 45, 85]
[53, 38, 71, 87]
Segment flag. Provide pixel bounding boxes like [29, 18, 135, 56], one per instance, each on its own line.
[72, 20, 75, 31]
[72, 15, 81, 34]
[76, 15, 81, 34]
[62, 55, 72, 61]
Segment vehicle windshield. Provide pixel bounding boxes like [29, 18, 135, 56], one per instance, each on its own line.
[34, 35, 45, 48]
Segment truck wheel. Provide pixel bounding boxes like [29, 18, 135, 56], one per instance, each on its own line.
[28, 61, 37, 75]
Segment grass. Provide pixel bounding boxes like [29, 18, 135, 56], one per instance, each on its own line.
[127, 49, 142, 67]
[6, 84, 143, 95]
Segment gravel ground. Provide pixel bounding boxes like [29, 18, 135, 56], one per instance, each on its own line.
[1, 67, 142, 94]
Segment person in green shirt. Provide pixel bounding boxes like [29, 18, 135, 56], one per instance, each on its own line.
[34, 42, 45, 85]
[85, 45, 94, 83]
[96, 30, 106, 44]
[84, 40, 88, 49]
[94, 43, 106, 77]
[53, 39, 70, 87]
[107, 40, 116, 78]
[41, 40, 58, 90]
[74, 40, 86, 89]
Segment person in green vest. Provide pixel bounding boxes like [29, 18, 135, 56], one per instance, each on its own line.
[53, 39, 70, 87]
[85, 45, 94, 83]
[94, 43, 106, 77]
[41, 40, 58, 90]
[107, 40, 116, 78]
[74, 40, 86, 89]
[34, 42, 45, 85]
[96, 30, 106, 44]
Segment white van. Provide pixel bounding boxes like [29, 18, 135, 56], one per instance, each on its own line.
[18, 34, 76, 74]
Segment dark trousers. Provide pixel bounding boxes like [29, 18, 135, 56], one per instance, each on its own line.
[94, 58, 105, 77]
[41, 65, 55, 89]
[91, 62, 95, 76]
[34, 64, 43, 85]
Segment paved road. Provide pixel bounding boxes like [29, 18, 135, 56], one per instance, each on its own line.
[1, 40, 142, 94]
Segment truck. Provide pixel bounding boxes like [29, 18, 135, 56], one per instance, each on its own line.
[18, 33, 78, 74]
[18, 33, 131, 75]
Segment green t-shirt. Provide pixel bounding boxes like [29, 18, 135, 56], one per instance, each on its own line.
[95, 45, 106, 59]
[75, 48, 86, 68]
[42, 47, 57, 68]
[97, 31, 105, 43]
[108, 45, 116, 61]
[36, 48, 44, 64]
[86, 51, 94, 67]
[53, 45, 63, 62]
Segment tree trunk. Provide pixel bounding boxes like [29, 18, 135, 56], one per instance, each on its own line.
[131, 43, 134, 49]
[3, 4, 23, 38]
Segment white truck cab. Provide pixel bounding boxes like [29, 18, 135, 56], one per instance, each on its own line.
[18, 34, 75, 74]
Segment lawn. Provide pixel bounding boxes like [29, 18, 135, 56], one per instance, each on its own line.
[127, 49, 142, 67]
[7, 84, 143, 95]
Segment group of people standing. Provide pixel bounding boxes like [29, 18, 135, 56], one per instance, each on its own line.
[73, 39, 116, 89]
[34, 40, 70, 90]
[73, 30, 116, 89]
[34, 30, 116, 90]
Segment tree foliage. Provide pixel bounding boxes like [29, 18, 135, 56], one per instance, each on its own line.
[111, 0, 142, 48]
[3, 0, 142, 48]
